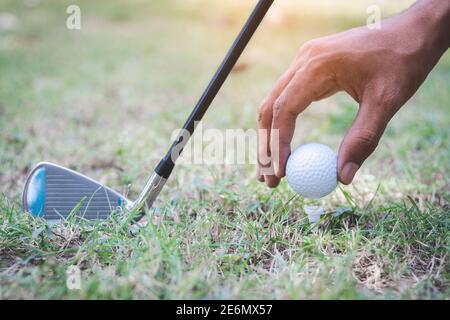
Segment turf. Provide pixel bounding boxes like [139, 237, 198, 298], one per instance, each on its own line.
[0, 0, 448, 299]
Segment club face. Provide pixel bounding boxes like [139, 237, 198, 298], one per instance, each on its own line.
[22, 162, 129, 220]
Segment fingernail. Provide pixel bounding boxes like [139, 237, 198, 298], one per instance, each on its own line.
[340, 162, 359, 185]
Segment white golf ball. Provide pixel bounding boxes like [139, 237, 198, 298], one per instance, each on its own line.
[285, 143, 337, 199]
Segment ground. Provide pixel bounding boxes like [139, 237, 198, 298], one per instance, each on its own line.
[0, 0, 448, 299]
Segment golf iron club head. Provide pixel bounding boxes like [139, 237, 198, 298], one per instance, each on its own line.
[22, 162, 165, 220]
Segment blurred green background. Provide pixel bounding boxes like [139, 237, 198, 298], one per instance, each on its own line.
[0, 0, 448, 299]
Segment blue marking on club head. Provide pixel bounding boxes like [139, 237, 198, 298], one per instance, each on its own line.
[26, 167, 46, 217]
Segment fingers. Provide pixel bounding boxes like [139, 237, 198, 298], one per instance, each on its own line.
[257, 42, 338, 187]
[337, 100, 388, 184]
[270, 71, 312, 178]
[257, 70, 297, 187]
[271, 67, 338, 178]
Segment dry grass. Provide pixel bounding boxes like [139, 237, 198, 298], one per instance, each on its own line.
[0, 0, 448, 299]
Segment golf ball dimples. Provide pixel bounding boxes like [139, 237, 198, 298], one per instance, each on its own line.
[286, 143, 337, 199]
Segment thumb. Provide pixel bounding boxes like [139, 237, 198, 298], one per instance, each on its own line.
[337, 101, 388, 185]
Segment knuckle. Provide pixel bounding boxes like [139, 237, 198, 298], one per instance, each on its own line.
[257, 104, 264, 118]
[273, 95, 299, 123]
[354, 127, 382, 151]
[272, 96, 287, 119]
[299, 39, 324, 57]
[377, 93, 401, 117]
[258, 102, 271, 123]
[302, 57, 324, 76]
[273, 97, 286, 112]
[302, 39, 318, 51]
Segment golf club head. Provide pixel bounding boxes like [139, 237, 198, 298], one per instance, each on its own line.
[22, 162, 129, 220]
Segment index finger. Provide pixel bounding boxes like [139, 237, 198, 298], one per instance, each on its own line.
[271, 67, 338, 178]
[257, 70, 296, 186]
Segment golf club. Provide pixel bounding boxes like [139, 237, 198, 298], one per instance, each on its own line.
[22, 0, 274, 220]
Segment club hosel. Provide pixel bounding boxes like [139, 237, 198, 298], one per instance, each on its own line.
[127, 171, 167, 214]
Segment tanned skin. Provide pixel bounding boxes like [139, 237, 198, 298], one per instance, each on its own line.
[257, 0, 450, 188]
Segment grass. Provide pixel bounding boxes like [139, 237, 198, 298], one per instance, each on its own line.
[0, 0, 448, 299]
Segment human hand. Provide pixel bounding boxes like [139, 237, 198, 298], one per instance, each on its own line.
[257, 0, 450, 188]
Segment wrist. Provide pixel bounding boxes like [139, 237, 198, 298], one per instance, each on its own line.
[408, 0, 450, 56]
